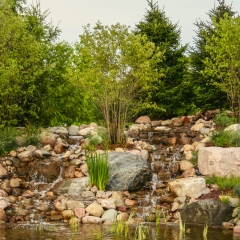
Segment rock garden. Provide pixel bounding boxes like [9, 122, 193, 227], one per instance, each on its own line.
[0, 110, 240, 237]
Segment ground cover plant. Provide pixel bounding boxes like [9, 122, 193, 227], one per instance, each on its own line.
[205, 175, 240, 191]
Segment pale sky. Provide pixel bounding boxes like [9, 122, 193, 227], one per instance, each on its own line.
[26, 0, 240, 46]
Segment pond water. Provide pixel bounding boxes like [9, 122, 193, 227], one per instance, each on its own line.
[0, 223, 239, 240]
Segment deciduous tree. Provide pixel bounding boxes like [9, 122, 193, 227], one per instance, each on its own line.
[70, 22, 163, 143]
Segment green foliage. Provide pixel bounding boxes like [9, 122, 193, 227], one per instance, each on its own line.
[203, 13, 240, 121]
[234, 185, 240, 197]
[0, 0, 87, 127]
[203, 224, 208, 239]
[210, 130, 240, 147]
[205, 175, 240, 190]
[219, 195, 230, 204]
[0, 1, 43, 127]
[0, 127, 21, 156]
[23, 123, 41, 146]
[135, 0, 190, 118]
[189, 0, 235, 111]
[190, 151, 198, 166]
[86, 151, 110, 190]
[214, 112, 236, 128]
[71, 22, 162, 143]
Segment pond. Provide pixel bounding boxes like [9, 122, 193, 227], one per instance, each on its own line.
[0, 223, 239, 240]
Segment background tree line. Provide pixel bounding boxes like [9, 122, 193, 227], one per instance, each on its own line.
[1, 0, 239, 143]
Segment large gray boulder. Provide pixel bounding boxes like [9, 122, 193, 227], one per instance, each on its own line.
[198, 147, 240, 177]
[180, 199, 232, 226]
[106, 152, 151, 191]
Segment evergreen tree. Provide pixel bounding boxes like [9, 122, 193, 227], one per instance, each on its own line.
[189, 0, 236, 111]
[135, 0, 190, 118]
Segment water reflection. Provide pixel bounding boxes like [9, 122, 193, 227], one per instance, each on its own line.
[0, 223, 239, 240]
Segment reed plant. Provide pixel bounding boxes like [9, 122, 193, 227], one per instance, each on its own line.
[86, 151, 110, 190]
[203, 224, 208, 239]
[178, 214, 185, 233]
[134, 223, 150, 240]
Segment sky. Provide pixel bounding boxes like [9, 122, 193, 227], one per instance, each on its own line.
[26, 0, 240, 46]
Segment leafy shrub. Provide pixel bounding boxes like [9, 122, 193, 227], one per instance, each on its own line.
[23, 123, 41, 146]
[86, 151, 110, 190]
[205, 175, 240, 190]
[210, 130, 240, 147]
[214, 112, 236, 129]
[234, 185, 240, 197]
[0, 127, 21, 156]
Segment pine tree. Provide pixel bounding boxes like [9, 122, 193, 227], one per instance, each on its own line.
[135, 0, 189, 118]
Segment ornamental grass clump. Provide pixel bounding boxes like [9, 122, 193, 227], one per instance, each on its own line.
[86, 151, 110, 190]
[206, 175, 240, 191]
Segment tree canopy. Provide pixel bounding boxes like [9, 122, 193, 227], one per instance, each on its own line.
[189, 0, 236, 111]
[70, 22, 163, 143]
[135, 0, 190, 118]
[203, 14, 240, 121]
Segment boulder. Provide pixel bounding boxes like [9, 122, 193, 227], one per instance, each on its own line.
[82, 216, 102, 224]
[198, 147, 240, 177]
[101, 209, 117, 222]
[48, 127, 68, 137]
[106, 152, 151, 191]
[66, 200, 84, 210]
[179, 160, 194, 171]
[167, 177, 208, 198]
[28, 160, 61, 183]
[68, 125, 80, 136]
[85, 203, 104, 217]
[135, 116, 151, 124]
[180, 199, 232, 226]
[39, 131, 56, 147]
[225, 124, 240, 132]
[53, 177, 90, 196]
[17, 151, 34, 162]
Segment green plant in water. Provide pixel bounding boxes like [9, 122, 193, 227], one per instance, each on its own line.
[86, 151, 110, 190]
[178, 214, 186, 235]
[134, 223, 150, 240]
[203, 224, 208, 239]
[155, 209, 160, 227]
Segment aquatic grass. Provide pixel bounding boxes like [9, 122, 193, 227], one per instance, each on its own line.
[86, 151, 110, 190]
[203, 224, 208, 239]
[178, 214, 185, 234]
[134, 223, 150, 240]
[205, 175, 240, 191]
[155, 209, 160, 227]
